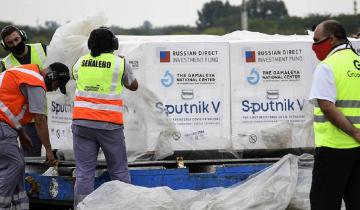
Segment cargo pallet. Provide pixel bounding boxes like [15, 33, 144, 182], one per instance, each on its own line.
[24, 157, 277, 210]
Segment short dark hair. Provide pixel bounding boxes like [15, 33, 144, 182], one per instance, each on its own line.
[1, 25, 19, 40]
[87, 27, 116, 57]
[321, 20, 347, 40]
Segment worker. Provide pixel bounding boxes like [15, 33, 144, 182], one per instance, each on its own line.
[0, 62, 70, 209]
[1, 25, 48, 157]
[309, 19, 360, 210]
[72, 27, 138, 208]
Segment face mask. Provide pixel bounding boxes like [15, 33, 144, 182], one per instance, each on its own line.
[45, 80, 53, 92]
[8, 41, 26, 55]
[312, 37, 332, 61]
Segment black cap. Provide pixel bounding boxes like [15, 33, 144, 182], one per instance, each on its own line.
[46, 62, 70, 94]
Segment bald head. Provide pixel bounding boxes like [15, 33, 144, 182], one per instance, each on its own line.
[312, 20, 350, 60]
[313, 20, 348, 44]
[321, 20, 347, 40]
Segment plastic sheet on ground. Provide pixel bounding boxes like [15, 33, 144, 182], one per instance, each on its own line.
[42, 167, 58, 176]
[77, 154, 316, 210]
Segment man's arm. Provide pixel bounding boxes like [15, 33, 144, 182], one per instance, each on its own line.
[33, 114, 55, 164]
[123, 62, 138, 91]
[21, 85, 56, 165]
[318, 99, 360, 142]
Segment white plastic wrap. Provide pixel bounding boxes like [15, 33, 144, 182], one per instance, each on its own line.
[45, 13, 230, 160]
[44, 12, 107, 159]
[42, 167, 58, 176]
[78, 154, 302, 210]
[44, 13, 180, 161]
[44, 14, 360, 160]
[286, 154, 313, 210]
[44, 12, 107, 69]
[121, 85, 177, 161]
[286, 154, 345, 210]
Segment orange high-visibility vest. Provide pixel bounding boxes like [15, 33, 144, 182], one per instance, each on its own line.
[0, 64, 46, 129]
[72, 53, 125, 125]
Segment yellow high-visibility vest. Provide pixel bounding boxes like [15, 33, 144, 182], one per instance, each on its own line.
[72, 53, 125, 124]
[314, 49, 360, 148]
[2, 43, 46, 71]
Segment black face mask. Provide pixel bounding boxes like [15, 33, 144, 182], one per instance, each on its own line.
[45, 80, 53, 92]
[8, 41, 25, 55]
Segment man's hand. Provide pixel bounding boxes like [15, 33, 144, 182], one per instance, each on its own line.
[124, 79, 138, 91]
[33, 114, 58, 166]
[45, 150, 58, 167]
[17, 128, 33, 152]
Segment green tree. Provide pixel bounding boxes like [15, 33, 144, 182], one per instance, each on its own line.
[196, 0, 288, 32]
[196, 1, 234, 30]
[140, 20, 153, 30]
[203, 27, 226, 35]
[246, 0, 288, 19]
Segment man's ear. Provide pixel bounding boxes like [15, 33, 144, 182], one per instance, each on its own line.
[329, 35, 336, 46]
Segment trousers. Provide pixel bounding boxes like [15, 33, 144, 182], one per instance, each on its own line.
[72, 124, 130, 208]
[310, 146, 360, 210]
[0, 122, 29, 210]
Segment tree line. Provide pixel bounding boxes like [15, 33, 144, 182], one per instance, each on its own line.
[0, 0, 359, 57]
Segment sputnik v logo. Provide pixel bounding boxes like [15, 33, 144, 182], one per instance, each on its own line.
[246, 68, 260, 85]
[161, 70, 174, 87]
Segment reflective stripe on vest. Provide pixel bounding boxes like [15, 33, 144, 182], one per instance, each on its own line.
[10, 67, 45, 124]
[74, 101, 123, 112]
[0, 67, 41, 129]
[72, 53, 125, 124]
[313, 49, 360, 148]
[72, 58, 81, 81]
[75, 90, 122, 100]
[0, 71, 5, 86]
[0, 65, 46, 128]
[2, 43, 46, 70]
[314, 115, 360, 124]
[0, 100, 22, 129]
[7, 67, 44, 81]
[314, 100, 360, 123]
